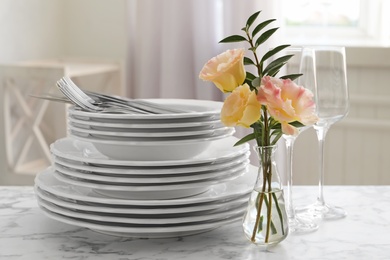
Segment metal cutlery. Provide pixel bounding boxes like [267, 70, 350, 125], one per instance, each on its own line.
[57, 76, 188, 114]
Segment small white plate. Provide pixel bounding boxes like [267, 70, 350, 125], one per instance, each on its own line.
[34, 164, 257, 206]
[52, 151, 250, 176]
[68, 99, 222, 120]
[69, 128, 235, 161]
[50, 136, 248, 167]
[53, 160, 249, 183]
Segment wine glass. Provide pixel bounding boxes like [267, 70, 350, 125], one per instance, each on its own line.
[281, 47, 319, 233]
[298, 46, 349, 220]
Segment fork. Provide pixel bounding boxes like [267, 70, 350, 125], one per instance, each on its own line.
[59, 76, 188, 114]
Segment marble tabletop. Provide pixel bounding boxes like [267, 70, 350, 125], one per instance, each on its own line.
[1, 186, 389, 260]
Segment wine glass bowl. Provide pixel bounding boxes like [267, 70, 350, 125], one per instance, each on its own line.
[314, 47, 349, 125]
[298, 46, 349, 220]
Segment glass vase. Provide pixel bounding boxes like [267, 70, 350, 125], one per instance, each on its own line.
[242, 145, 289, 247]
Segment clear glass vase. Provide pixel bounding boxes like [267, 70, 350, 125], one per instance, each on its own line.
[242, 145, 289, 247]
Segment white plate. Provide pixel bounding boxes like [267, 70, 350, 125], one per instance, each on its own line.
[69, 128, 235, 161]
[34, 165, 257, 206]
[68, 116, 223, 129]
[36, 196, 246, 225]
[35, 186, 250, 214]
[38, 206, 242, 238]
[52, 165, 248, 191]
[50, 136, 249, 167]
[52, 151, 250, 176]
[70, 127, 234, 143]
[68, 123, 229, 138]
[52, 165, 248, 199]
[53, 160, 249, 183]
[68, 99, 222, 120]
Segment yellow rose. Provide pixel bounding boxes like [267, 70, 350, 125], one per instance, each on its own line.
[199, 49, 246, 93]
[221, 83, 261, 128]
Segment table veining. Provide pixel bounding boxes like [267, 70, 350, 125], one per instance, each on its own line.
[1, 186, 389, 260]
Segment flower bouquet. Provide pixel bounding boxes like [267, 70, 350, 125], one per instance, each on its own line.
[199, 11, 318, 246]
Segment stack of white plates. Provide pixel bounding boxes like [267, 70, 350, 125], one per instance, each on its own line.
[34, 98, 255, 238]
[67, 99, 234, 161]
[49, 136, 250, 199]
[35, 164, 257, 238]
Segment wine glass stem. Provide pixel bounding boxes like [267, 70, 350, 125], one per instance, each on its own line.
[314, 126, 329, 206]
[285, 137, 296, 218]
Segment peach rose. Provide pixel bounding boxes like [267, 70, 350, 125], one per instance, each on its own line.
[257, 76, 318, 135]
[199, 49, 246, 93]
[221, 83, 261, 128]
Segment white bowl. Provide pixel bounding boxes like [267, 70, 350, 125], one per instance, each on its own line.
[70, 128, 235, 161]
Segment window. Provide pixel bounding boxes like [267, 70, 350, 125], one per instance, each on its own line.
[281, 0, 390, 47]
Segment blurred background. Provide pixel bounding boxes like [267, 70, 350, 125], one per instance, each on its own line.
[1, 0, 389, 185]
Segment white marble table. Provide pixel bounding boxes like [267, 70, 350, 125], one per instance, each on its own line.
[1, 186, 389, 260]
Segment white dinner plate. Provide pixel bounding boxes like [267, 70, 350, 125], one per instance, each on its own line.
[36, 196, 246, 225]
[53, 160, 249, 183]
[38, 205, 243, 238]
[52, 165, 248, 199]
[50, 136, 249, 167]
[68, 116, 223, 129]
[52, 165, 248, 191]
[68, 99, 222, 120]
[35, 186, 250, 214]
[34, 164, 257, 206]
[52, 151, 250, 176]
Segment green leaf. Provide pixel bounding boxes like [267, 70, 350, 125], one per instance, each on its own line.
[219, 35, 247, 43]
[234, 133, 256, 146]
[260, 44, 291, 64]
[267, 68, 281, 77]
[246, 71, 256, 81]
[252, 19, 276, 38]
[263, 54, 293, 76]
[252, 77, 261, 88]
[248, 46, 257, 52]
[244, 57, 255, 66]
[271, 131, 283, 146]
[289, 121, 305, 127]
[280, 73, 303, 81]
[255, 27, 279, 46]
[271, 122, 281, 130]
[246, 11, 261, 30]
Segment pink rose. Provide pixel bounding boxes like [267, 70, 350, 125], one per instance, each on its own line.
[257, 76, 318, 135]
[199, 49, 246, 93]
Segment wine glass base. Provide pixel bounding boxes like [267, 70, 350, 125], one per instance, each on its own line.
[297, 201, 347, 220]
[289, 216, 319, 234]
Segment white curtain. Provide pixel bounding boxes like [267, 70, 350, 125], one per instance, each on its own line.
[125, 0, 282, 100]
[125, 0, 285, 171]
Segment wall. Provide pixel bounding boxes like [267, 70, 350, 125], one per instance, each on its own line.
[0, 0, 127, 63]
[0, 0, 65, 63]
[62, 0, 127, 61]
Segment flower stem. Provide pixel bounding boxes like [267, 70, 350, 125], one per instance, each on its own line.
[265, 149, 272, 243]
[245, 30, 262, 78]
[251, 169, 267, 242]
